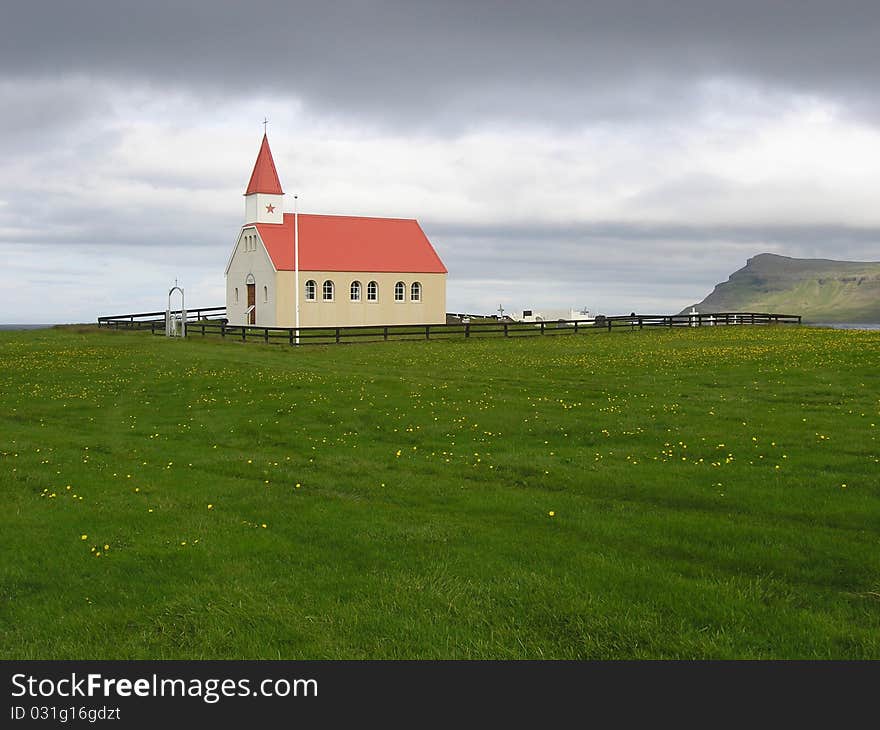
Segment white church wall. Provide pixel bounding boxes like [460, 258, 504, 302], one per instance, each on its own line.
[225, 228, 277, 327]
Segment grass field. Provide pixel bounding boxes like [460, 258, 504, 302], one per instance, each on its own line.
[1, 324, 878, 659]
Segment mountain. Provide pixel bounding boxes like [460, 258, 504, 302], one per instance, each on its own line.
[684, 253, 880, 322]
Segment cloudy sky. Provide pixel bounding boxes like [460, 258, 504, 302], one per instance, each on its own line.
[2, 1, 879, 322]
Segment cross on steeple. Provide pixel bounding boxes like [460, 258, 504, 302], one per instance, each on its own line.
[263, 117, 269, 134]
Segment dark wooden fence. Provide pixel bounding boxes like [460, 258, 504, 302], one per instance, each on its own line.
[97, 309, 802, 346]
[97, 306, 227, 328]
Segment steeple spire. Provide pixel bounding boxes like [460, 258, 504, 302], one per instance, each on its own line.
[245, 133, 284, 195]
[243, 133, 285, 224]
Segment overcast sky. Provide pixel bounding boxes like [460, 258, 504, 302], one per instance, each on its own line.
[2, 0, 879, 322]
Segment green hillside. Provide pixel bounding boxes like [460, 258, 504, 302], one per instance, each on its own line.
[685, 253, 880, 322]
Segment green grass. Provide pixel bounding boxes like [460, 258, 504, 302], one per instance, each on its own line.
[1, 324, 878, 659]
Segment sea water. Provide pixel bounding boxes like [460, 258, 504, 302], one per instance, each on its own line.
[0, 324, 56, 330]
[809, 323, 880, 330]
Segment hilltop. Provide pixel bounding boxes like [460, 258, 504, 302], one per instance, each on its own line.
[685, 253, 880, 322]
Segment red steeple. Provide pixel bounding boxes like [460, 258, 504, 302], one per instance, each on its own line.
[245, 134, 284, 195]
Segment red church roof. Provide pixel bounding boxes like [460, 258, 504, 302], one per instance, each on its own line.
[254, 214, 447, 273]
[245, 134, 284, 195]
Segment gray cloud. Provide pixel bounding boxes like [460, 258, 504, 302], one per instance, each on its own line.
[3, 1, 880, 322]
[3, 1, 880, 129]
[427, 220, 880, 247]
[431, 218, 880, 316]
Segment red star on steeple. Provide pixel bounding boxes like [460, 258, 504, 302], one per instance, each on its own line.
[265, 204, 275, 213]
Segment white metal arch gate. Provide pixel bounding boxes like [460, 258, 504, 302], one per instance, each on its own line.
[166, 286, 186, 337]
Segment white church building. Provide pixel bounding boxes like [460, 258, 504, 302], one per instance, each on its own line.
[225, 134, 447, 328]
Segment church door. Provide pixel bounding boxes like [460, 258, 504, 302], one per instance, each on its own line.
[247, 283, 256, 324]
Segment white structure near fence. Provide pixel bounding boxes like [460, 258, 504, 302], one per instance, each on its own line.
[166, 285, 186, 337]
[688, 307, 718, 326]
[520, 307, 593, 323]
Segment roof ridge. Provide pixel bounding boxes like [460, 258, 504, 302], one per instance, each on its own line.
[282, 212, 417, 223]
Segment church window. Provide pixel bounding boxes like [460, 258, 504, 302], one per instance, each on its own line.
[263, 286, 268, 303]
[350, 281, 361, 302]
[367, 281, 378, 301]
[305, 280, 316, 301]
[323, 280, 335, 301]
[411, 282, 421, 302]
[395, 281, 405, 301]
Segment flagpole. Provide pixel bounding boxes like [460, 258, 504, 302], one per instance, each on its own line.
[294, 194, 300, 345]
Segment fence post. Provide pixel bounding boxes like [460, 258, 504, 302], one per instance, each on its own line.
[639, 317, 643, 329]
[465, 323, 470, 338]
[383, 326, 388, 341]
[608, 318, 613, 332]
[425, 325, 430, 340]
[289, 329, 294, 346]
[264, 328, 269, 343]
[573, 321, 578, 334]
[504, 322, 509, 337]
[540, 321, 545, 335]
[221, 322, 226, 338]
[242, 326, 246, 342]
[335, 327, 340, 344]
[201, 323, 206, 336]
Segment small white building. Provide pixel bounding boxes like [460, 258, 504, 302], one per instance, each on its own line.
[520, 307, 593, 323]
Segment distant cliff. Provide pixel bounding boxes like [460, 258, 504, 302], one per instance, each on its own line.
[684, 253, 880, 322]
